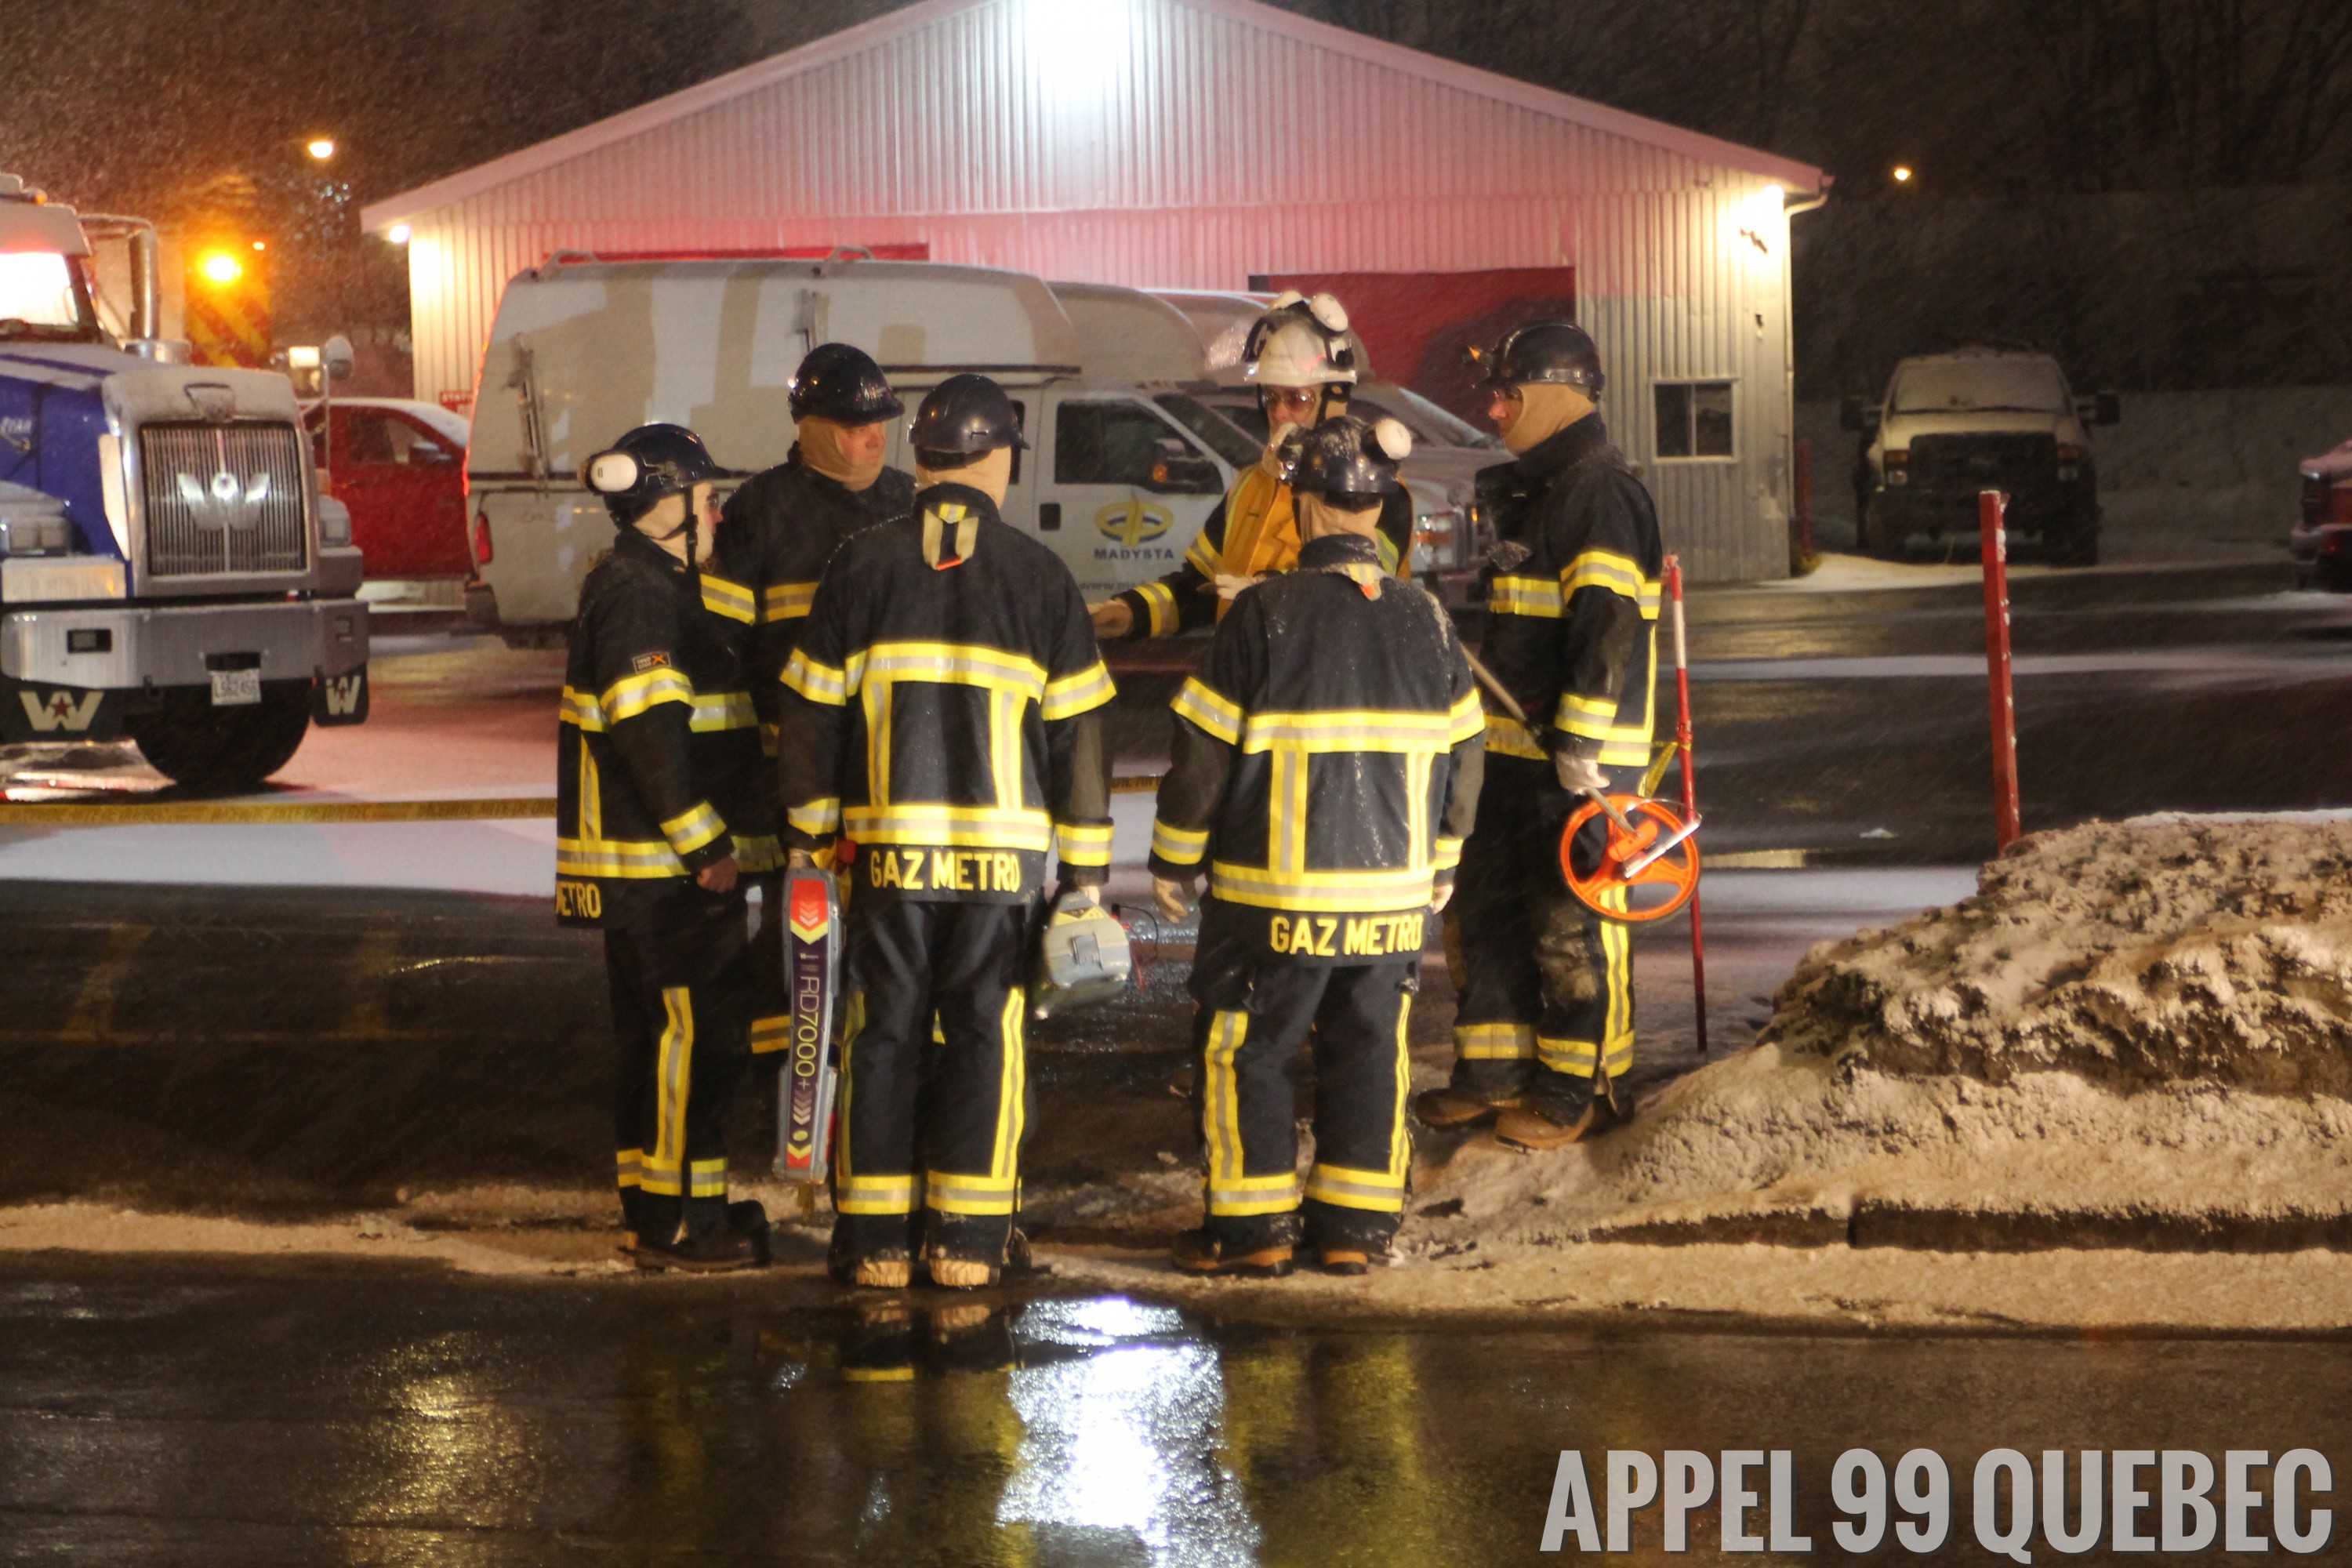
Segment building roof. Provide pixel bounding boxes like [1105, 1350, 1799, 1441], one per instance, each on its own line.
[361, 0, 1824, 231]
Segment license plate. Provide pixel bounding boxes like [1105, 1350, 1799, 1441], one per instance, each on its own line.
[209, 667, 261, 706]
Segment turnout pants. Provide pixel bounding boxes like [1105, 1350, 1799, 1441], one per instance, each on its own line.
[1192, 913, 1419, 1250]
[1442, 755, 1634, 1107]
[605, 884, 753, 1246]
[832, 897, 1035, 1265]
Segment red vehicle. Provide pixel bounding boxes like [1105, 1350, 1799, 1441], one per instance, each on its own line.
[303, 397, 473, 580]
[2290, 437, 2352, 592]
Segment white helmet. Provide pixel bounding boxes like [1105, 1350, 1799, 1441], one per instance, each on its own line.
[1244, 291, 1359, 389]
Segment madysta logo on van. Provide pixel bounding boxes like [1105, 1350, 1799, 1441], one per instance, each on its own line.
[1095, 499, 1174, 549]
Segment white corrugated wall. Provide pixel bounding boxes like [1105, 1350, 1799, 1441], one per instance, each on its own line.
[397, 0, 1802, 579]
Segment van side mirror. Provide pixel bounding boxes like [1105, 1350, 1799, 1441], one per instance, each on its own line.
[324, 334, 357, 379]
[2093, 390, 2120, 426]
[1144, 437, 1221, 495]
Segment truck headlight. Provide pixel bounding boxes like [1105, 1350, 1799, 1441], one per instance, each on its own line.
[1882, 448, 1909, 488]
[318, 495, 354, 547]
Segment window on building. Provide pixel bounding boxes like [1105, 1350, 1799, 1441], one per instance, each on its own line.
[1056, 401, 1192, 485]
[1654, 381, 1736, 460]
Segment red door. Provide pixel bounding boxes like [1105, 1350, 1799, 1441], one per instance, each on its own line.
[316, 406, 472, 579]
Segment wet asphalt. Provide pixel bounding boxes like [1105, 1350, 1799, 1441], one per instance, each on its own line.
[5, 1255, 2348, 1566]
[5, 560, 2351, 1563]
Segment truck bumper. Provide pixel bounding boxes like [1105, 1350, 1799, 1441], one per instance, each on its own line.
[0, 597, 370, 741]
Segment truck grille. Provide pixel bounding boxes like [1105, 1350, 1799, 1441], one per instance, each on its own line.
[138, 423, 309, 578]
[1907, 433, 2057, 492]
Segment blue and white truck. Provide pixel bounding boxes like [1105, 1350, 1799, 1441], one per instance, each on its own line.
[0, 173, 369, 789]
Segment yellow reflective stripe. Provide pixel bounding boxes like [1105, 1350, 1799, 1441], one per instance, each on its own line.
[614, 1148, 644, 1191]
[659, 800, 726, 857]
[1138, 579, 1178, 637]
[1203, 1011, 1299, 1217]
[1561, 551, 1661, 617]
[993, 987, 1025, 1180]
[602, 666, 695, 721]
[864, 640, 1045, 696]
[1054, 822, 1115, 866]
[1374, 531, 1400, 574]
[1240, 708, 1458, 753]
[1455, 1022, 1537, 1059]
[924, 1181, 1018, 1216]
[750, 1014, 791, 1054]
[1432, 834, 1464, 871]
[1489, 574, 1563, 618]
[836, 1173, 917, 1215]
[556, 837, 687, 879]
[1536, 1032, 1636, 1077]
[1208, 861, 1435, 913]
[691, 691, 757, 731]
[843, 804, 1052, 850]
[780, 648, 849, 705]
[1484, 715, 1548, 760]
[653, 988, 692, 1188]
[763, 580, 817, 621]
[686, 1157, 728, 1198]
[699, 573, 756, 623]
[1304, 1162, 1407, 1213]
[559, 685, 606, 731]
[1151, 818, 1209, 866]
[786, 797, 841, 837]
[1185, 531, 1222, 577]
[1447, 692, 1486, 745]
[1042, 659, 1116, 720]
[1171, 676, 1243, 745]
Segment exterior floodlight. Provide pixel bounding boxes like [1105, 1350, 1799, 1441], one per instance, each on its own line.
[287, 345, 321, 370]
[1892, 165, 1914, 183]
[198, 250, 243, 286]
[307, 138, 337, 162]
[387, 223, 411, 245]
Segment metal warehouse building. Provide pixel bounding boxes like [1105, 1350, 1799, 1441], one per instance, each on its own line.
[361, 0, 1826, 581]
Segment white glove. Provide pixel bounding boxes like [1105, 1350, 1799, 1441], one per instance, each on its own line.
[1212, 572, 1265, 602]
[1153, 873, 1199, 923]
[1554, 749, 1608, 797]
[1089, 599, 1134, 638]
[1428, 880, 1454, 916]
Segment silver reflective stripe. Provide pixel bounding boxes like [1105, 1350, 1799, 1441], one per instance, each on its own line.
[1307, 1174, 1403, 1205]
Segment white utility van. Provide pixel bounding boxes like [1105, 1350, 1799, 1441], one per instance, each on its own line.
[465, 257, 1281, 640]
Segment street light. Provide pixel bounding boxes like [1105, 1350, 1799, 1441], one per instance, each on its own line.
[307, 137, 337, 162]
[197, 249, 244, 286]
[1892, 165, 1915, 184]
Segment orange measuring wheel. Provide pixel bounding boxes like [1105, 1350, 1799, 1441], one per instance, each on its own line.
[1559, 792, 1702, 924]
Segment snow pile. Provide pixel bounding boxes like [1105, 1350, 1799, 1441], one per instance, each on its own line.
[1410, 818, 2352, 1252]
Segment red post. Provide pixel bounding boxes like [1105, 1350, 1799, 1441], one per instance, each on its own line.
[1980, 491, 2022, 851]
[1664, 555, 1708, 1056]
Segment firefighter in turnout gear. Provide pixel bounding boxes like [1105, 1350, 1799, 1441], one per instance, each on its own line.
[1149, 415, 1484, 1277]
[556, 423, 768, 1272]
[1416, 321, 1665, 1150]
[707, 343, 916, 1058]
[1089, 292, 1414, 641]
[776, 373, 1116, 1291]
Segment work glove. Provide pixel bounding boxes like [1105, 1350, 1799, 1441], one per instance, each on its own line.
[1153, 873, 1199, 923]
[1090, 599, 1135, 638]
[1554, 743, 1608, 797]
[1429, 880, 1454, 916]
[786, 848, 817, 870]
[1213, 572, 1265, 603]
[695, 854, 740, 895]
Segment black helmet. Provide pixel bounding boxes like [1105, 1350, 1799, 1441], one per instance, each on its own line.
[1280, 414, 1413, 505]
[1468, 321, 1606, 397]
[909, 373, 1028, 466]
[581, 423, 723, 528]
[789, 343, 902, 425]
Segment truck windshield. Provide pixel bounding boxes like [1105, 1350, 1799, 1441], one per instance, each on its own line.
[0, 252, 99, 340]
[1153, 392, 1265, 470]
[1891, 359, 2068, 415]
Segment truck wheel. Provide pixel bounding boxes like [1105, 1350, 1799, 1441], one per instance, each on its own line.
[129, 684, 314, 792]
[2053, 511, 2101, 568]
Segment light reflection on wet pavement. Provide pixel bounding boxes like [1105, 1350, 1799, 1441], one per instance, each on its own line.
[4, 1257, 2346, 1565]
